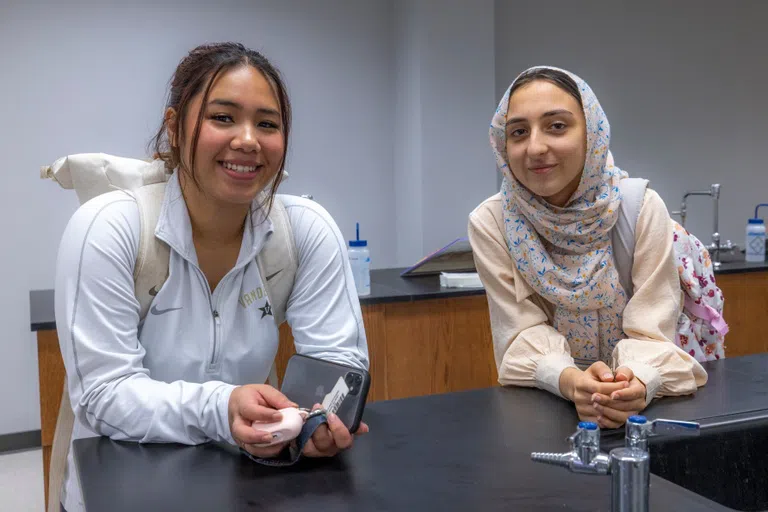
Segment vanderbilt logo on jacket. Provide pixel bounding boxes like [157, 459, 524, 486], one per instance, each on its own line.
[239, 287, 265, 308]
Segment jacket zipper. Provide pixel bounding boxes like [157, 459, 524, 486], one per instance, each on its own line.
[191, 266, 225, 370]
[211, 310, 221, 366]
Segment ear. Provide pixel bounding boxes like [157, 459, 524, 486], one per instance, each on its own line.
[164, 107, 179, 148]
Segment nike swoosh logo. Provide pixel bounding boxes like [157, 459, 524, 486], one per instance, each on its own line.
[266, 270, 283, 282]
[150, 305, 182, 316]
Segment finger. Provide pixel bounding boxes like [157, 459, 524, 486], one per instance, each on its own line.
[327, 413, 353, 450]
[257, 386, 299, 410]
[597, 415, 624, 429]
[302, 438, 320, 457]
[586, 361, 615, 382]
[609, 381, 646, 402]
[239, 402, 284, 423]
[242, 440, 287, 459]
[594, 403, 631, 425]
[312, 403, 323, 411]
[577, 380, 627, 398]
[302, 437, 337, 458]
[614, 366, 635, 383]
[355, 422, 370, 435]
[310, 424, 335, 453]
[592, 393, 645, 412]
[232, 416, 273, 445]
[575, 403, 599, 421]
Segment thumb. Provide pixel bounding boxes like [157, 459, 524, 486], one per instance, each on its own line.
[587, 361, 615, 382]
[256, 385, 299, 410]
[614, 366, 634, 382]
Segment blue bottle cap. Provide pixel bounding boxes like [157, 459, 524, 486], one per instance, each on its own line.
[628, 415, 647, 424]
[349, 222, 368, 247]
[748, 218, 765, 225]
[578, 421, 598, 430]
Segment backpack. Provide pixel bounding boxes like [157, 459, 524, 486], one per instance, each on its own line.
[611, 178, 728, 363]
[41, 152, 299, 512]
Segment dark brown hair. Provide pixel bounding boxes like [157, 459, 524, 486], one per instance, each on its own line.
[510, 68, 583, 107]
[149, 42, 292, 211]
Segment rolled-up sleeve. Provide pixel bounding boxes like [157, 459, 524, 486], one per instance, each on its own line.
[469, 197, 577, 398]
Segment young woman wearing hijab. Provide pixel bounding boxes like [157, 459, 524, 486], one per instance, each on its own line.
[468, 67, 707, 428]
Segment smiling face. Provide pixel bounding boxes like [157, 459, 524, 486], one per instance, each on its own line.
[170, 65, 285, 206]
[504, 80, 587, 207]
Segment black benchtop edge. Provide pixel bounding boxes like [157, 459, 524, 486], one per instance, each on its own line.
[714, 260, 768, 274]
[31, 321, 56, 333]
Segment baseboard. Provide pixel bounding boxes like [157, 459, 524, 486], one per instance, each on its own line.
[0, 430, 42, 454]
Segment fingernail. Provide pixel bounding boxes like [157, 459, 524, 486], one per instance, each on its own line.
[328, 413, 337, 422]
[263, 434, 274, 443]
[602, 373, 613, 381]
[594, 404, 603, 413]
[592, 395, 601, 404]
[271, 412, 282, 421]
[611, 393, 619, 400]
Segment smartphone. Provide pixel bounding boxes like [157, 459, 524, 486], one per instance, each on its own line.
[280, 354, 370, 433]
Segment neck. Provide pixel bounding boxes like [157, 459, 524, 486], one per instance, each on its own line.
[179, 173, 249, 246]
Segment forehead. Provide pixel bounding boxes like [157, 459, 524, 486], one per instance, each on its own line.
[506, 80, 581, 120]
[206, 65, 280, 110]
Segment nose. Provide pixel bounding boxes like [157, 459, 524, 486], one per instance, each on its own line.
[231, 123, 261, 153]
[526, 128, 548, 158]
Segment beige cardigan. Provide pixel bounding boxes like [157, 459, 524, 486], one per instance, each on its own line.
[468, 189, 707, 404]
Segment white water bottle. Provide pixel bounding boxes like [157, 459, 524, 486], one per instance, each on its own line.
[746, 218, 766, 262]
[348, 222, 371, 296]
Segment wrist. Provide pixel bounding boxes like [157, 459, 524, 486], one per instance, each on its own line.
[559, 367, 581, 401]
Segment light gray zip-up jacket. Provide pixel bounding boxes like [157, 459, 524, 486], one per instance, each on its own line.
[54, 172, 369, 511]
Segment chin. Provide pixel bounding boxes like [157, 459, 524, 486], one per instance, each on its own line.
[521, 178, 565, 199]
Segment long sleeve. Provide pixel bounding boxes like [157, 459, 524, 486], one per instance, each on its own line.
[468, 195, 577, 398]
[283, 197, 369, 371]
[55, 192, 236, 446]
[612, 189, 708, 403]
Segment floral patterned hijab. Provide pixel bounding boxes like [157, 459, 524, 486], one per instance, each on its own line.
[490, 66, 629, 365]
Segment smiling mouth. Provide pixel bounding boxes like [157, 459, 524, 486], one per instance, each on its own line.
[529, 165, 556, 175]
[219, 161, 263, 173]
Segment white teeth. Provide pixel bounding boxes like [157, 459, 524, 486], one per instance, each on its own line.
[222, 162, 258, 173]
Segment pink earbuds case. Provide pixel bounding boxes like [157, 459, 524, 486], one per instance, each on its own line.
[252, 408, 308, 447]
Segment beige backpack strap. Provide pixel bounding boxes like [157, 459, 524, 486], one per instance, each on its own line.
[133, 182, 171, 320]
[47, 183, 169, 511]
[256, 195, 298, 387]
[47, 387, 74, 512]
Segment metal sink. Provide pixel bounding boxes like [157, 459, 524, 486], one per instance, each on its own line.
[648, 417, 768, 511]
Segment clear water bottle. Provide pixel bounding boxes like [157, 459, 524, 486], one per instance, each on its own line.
[348, 222, 371, 296]
[746, 218, 766, 263]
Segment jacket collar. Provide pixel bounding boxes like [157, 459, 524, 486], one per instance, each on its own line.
[153, 172, 273, 268]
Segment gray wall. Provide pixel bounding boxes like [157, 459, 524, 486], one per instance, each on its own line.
[495, 0, 768, 247]
[394, 0, 497, 264]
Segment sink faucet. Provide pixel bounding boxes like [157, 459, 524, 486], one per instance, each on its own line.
[531, 416, 700, 512]
[670, 184, 737, 268]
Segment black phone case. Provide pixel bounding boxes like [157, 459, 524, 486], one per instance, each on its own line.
[280, 354, 370, 433]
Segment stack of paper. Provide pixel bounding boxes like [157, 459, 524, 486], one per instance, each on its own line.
[439, 272, 484, 289]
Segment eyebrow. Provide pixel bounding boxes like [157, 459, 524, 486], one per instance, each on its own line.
[505, 109, 574, 126]
[208, 98, 280, 116]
